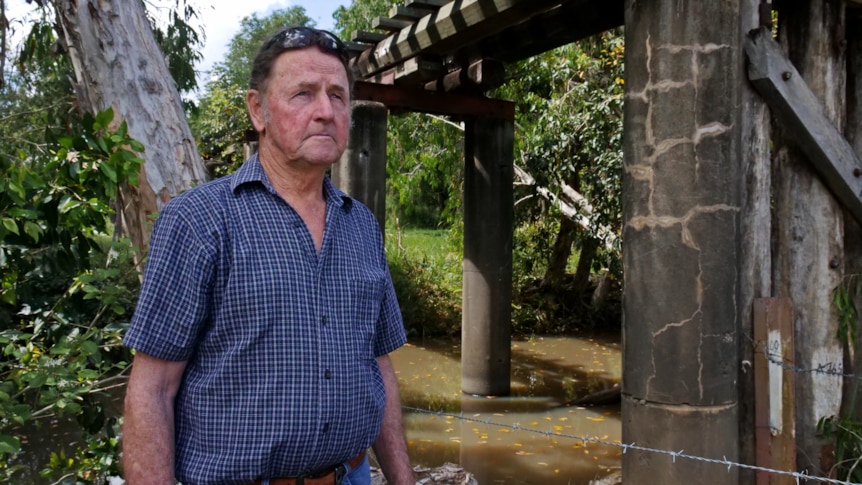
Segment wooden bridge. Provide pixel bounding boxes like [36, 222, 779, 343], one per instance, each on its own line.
[330, 2, 862, 484]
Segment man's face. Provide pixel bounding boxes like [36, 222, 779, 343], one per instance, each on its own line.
[248, 47, 351, 169]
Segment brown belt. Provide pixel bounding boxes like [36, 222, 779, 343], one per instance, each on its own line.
[253, 451, 367, 485]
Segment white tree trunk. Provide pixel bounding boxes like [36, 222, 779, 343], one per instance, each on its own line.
[53, 0, 207, 251]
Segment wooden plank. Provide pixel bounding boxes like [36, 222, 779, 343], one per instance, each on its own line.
[371, 17, 413, 32]
[745, 27, 862, 225]
[353, 81, 514, 119]
[425, 58, 506, 92]
[389, 5, 429, 21]
[345, 42, 370, 58]
[351, 30, 388, 44]
[394, 56, 445, 85]
[355, 0, 565, 78]
[753, 298, 795, 485]
[405, 0, 450, 9]
[465, 0, 624, 63]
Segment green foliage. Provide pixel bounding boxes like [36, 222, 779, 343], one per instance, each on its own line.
[386, 114, 464, 229]
[817, 414, 862, 483]
[148, 0, 205, 102]
[498, 32, 624, 281]
[190, 7, 314, 173]
[333, 0, 390, 38]
[0, 108, 141, 483]
[386, 228, 462, 338]
[819, 275, 862, 483]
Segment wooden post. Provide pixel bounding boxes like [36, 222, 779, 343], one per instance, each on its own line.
[461, 116, 513, 396]
[332, 101, 388, 233]
[772, 2, 845, 475]
[753, 298, 796, 485]
[843, 14, 862, 426]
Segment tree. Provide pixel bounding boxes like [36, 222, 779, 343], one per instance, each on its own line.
[191, 7, 313, 173]
[51, 0, 208, 254]
[0, 0, 209, 480]
[498, 33, 624, 294]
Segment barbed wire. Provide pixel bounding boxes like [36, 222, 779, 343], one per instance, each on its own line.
[746, 334, 861, 382]
[403, 407, 862, 485]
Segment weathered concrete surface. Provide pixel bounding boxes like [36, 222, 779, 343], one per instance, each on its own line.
[622, 396, 739, 484]
[461, 117, 514, 396]
[622, 1, 744, 483]
[333, 101, 388, 232]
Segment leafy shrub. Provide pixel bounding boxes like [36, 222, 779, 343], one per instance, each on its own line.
[0, 108, 141, 483]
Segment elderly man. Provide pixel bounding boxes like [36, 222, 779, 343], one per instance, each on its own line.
[122, 27, 413, 485]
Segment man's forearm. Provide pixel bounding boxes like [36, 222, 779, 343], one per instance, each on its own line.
[122, 353, 186, 484]
[373, 354, 414, 485]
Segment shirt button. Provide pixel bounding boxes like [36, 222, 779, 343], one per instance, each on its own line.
[321, 315, 327, 325]
[325, 370, 332, 379]
[323, 423, 330, 433]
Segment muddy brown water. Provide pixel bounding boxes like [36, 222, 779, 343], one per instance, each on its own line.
[391, 335, 622, 484]
[13, 334, 621, 484]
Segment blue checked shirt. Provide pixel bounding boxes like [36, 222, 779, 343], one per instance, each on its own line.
[124, 154, 407, 485]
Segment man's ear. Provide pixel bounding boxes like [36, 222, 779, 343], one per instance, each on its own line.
[247, 89, 266, 133]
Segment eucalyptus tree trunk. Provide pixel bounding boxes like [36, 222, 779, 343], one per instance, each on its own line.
[53, 0, 207, 252]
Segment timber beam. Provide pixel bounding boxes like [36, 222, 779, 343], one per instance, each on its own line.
[353, 81, 514, 119]
[461, 0, 624, 63]
[353, 0, 566, 78]
[745, 27, 862, 225]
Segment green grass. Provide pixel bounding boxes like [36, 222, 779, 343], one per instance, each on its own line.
[386, 228, 463, 338]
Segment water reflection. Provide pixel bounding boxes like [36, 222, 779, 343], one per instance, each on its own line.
[391, 335, 622, 485]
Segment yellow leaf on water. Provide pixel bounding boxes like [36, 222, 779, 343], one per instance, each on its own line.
[498, 428, 511, 433]
[587, 416, 605, 422]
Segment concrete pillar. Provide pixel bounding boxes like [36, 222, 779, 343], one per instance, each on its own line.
[333, 101, 388, 232]
[461, 117, 513, 396]
[622, 2, 744, 483]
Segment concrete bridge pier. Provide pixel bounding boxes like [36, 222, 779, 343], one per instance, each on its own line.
[461, 117, 514, 396]
[333, 100, 388, 232]
[621, 1, 756, 482]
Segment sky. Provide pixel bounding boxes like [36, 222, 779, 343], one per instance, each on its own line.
[5, 0, 351, 85]
[189, 0, 350, 76]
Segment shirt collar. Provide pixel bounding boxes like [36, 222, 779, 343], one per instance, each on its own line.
[231, 153, 352, 211]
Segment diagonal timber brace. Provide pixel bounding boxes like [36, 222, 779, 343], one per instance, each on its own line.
[745, 27, 862, 225]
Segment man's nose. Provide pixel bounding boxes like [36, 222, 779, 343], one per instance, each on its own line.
[312, 93, 335, 120]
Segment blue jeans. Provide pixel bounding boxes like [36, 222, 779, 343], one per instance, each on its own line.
[342, 456, 371, 485]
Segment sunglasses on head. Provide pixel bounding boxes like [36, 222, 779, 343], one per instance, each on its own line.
[263, 26, 349, 65]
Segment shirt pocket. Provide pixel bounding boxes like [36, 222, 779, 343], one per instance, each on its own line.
[346, 276, 385, 360]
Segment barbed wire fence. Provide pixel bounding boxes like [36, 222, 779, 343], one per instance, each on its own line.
[403, 340, 862, 485]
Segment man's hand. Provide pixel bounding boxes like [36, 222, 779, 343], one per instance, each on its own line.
[372, 354, 414, 485]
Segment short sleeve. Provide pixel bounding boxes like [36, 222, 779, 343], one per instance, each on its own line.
[123, 203, 216, 361]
